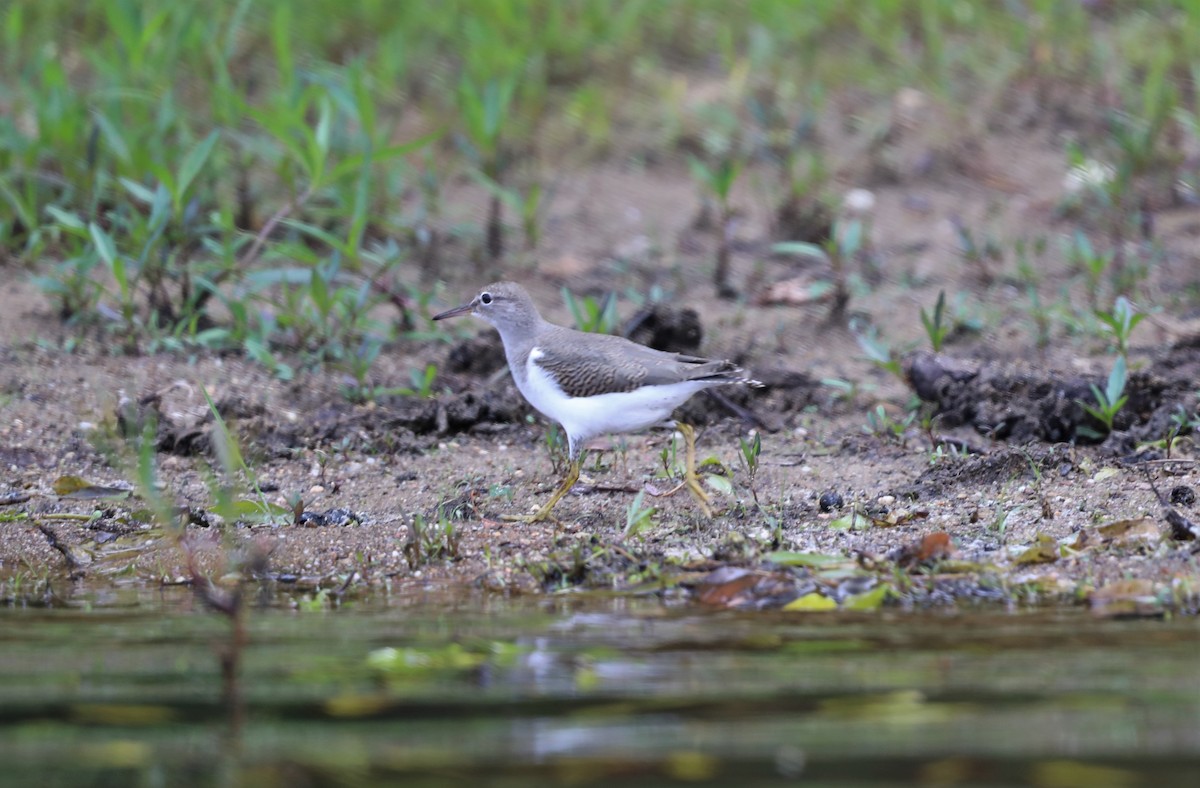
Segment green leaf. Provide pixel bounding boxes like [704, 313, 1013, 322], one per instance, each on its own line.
[326, 129, 443, 181]
[772, 241, 828, 259]
[119, 177, 157, 205]
[53, 475, 131, 500]
[704, 475, 733, 496]
[88, 222, 117, 267]
[765, 551, 851, 568]
[1015, 534, 1060, 565]
[228, 499, 292, 524]
[782, 593, 838, 612]
[843, 584, 891, 611]
[176, 130, 219, 204]
[1105, 355, 1127, 407]
[45, 205, 86, 233]
[91, 111, 131, 165]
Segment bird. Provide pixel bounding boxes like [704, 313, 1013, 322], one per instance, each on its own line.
[433, 282, 759, 522]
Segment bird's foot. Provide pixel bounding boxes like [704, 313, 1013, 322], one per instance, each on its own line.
[678, 422, 714, 518]
[653, 472, 714, 518]
[502, 460, 581, 524]
[684, 471, 713, 518]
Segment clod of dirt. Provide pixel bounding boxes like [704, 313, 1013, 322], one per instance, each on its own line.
[903, 349, 1198, 448]
[297, 508, 363, 527]
[446, 332, 507, 376]
[622, 305, 702, 353]
[818, 490, 845, 512]
[771, 194, 834, 246]
[899, 445, 1076, 500]
[1170, 485, 1197, 506]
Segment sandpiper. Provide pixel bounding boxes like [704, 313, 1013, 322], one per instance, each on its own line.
[433, 282, 758, 522]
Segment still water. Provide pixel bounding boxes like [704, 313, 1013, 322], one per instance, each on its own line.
[3, 585, 1199, 786]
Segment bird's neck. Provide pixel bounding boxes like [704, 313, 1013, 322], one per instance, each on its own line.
[496, 318, 549, 382]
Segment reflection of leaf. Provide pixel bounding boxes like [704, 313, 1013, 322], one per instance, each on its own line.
[366, 643, 491, 679]
[843, 584, 890, 611]
[52, 475, 131, 500]
[782, 593, 838, 612]
[1014, 534, 1060, 565]
[695, 568, 761, 607]
[765, 551, 850, 568]
[324, 694, 392, 718]
[1088, 579, 1162, 618]
[1030, 760, 1139, 788]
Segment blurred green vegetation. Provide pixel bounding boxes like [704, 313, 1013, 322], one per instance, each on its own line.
[1, 0, 1197, 383]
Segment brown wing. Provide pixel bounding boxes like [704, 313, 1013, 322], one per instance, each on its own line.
[533, 328, 744, 398]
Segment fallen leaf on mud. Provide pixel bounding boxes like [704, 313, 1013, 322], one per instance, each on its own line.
[842, 584, 891, 611]
[782, 593, 838, 612]
[229, 499, 293, 524]
[765, 551, 851, 569]
[1014, 534, 1060, 565]
[828, 510, 871, 530]
[756, 276, 834, 307]
[1087, 579, 1163, 618]
[1069, 518, 1162, 550]
[1091, 467, 1120, 483]
[889, 532, 954, 569]
[704, 475, 733, 496]
[870, 509, 929, 527]
[52, 475, 131, 500]
[694, 567, 759, 606]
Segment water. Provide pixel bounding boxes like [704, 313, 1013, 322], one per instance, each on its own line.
[3, 585, 1200, 786]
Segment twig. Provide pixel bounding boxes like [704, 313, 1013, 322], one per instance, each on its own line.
[238, 184, 316, 268]
[35, 524, 85, 574]
[705, 389, 771, 431]
[0, 492, 31, 506]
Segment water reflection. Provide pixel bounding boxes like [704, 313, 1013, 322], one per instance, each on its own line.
[2, 583, 1200, 785]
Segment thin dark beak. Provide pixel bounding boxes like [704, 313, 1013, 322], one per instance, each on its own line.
[432, 299, 477, 321]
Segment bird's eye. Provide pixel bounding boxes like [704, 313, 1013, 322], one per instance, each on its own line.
[480, 292, 493, 305]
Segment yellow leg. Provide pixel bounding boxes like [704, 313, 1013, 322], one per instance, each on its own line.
[502, 460, 581, 523]
[677, 423, 713, 518]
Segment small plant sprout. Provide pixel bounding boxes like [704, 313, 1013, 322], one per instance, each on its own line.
[1080, 355, 1129, 438]
[864, 405, 915, 445]
[1066, 230, 1114, 309]
[456, 74, 518, 263]
[403, 364, 439, 398]
[774, 217, 863, 324]
[949, 216, 1003, 286]
[1159, 405, 1197, 459]
[562, 288, 620, 334]
[738, 431, 762, 507]
[623, 489, 657, 539]
[688, 154, 743, 299]
[1095, 296, 1146, 357]
[543, 423, 568, 474]
[919, 290, 950, 352]
[851, 321, 904, 382]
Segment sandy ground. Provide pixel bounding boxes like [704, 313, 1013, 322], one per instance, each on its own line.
[3, 111, 1200, 608]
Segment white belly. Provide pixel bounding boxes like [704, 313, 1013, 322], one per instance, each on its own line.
[520, 348, 711, 450]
